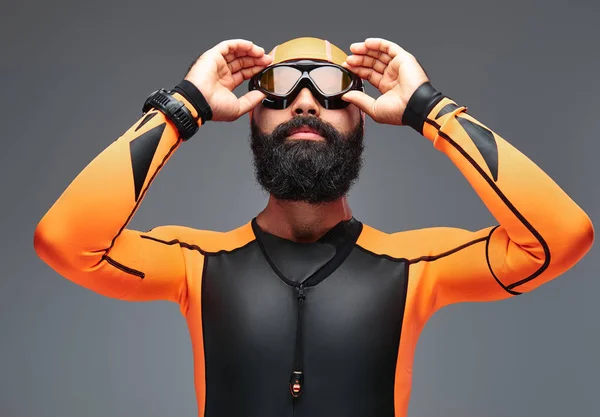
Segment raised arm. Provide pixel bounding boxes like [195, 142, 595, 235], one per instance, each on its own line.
[33, 99, 194, 302]
[341, 37, 594, 309]
[33, 39, 273, 303]
[406, 91, 593, 307]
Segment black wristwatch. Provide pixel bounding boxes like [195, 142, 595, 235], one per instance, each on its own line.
[142, 89, 199, 140]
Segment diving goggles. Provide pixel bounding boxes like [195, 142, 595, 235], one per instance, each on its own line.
[248, 60, 364, 110]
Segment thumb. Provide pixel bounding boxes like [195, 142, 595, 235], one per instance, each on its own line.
[342, 90, 376, 117]
[237, 90, 266, 117]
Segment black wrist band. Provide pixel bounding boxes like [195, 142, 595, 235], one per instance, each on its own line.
[172, 79, 213, 124]
[143, 89, 199, 140]
[401, 81, 444, 134]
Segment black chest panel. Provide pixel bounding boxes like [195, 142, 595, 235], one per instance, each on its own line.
[201, 218, 409, 417]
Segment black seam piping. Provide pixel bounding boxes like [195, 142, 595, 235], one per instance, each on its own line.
[101, 132, 180, 257]
[407, 236, 488, 265]
[139, 234, 257, 257]
[354, 244, 409, 263]
[102, 254, 145, 278]
[485, 225, 522, 295]
[250, 218, 364, 288]
[303, 222, 363, 287]
[423, 117, 551, 290]
[252, 227, 298, 287]
[360, 230, 518, 296]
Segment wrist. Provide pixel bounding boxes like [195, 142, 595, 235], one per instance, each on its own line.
[401, 82, 444, 134]
[172, 79, 213, 125]
[170, 92, 202, 127]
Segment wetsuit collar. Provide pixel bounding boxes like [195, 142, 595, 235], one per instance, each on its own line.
[251, 217, 363, 286]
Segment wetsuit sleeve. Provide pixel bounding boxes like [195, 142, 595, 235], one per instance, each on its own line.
[33, 93, 201, 303]
[403, 83, 594, 309]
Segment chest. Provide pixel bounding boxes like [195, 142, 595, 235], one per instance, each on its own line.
[198, 241, 410, 417]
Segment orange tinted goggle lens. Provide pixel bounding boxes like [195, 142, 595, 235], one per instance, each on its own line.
[259, 66, 352, 95]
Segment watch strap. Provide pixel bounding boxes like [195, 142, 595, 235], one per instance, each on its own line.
[143, 89, 199, 140]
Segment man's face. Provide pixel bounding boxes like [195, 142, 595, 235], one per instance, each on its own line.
[249, 87, 365, 204]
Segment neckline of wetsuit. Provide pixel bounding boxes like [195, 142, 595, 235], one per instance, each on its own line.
[250, 216, 363, 399]
[250, 216, 363, 288]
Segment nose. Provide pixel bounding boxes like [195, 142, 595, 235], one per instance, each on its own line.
[289, 88, 320, 117]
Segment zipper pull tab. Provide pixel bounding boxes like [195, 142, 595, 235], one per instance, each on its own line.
[290, 370, 304, 398]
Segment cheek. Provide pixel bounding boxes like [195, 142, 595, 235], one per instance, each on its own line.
[324, 108, 361, 134]
[253, 108, 289, 133]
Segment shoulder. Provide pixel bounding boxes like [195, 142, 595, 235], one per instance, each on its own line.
[140, 220, 256, 255]
[356, 221, 496, 261]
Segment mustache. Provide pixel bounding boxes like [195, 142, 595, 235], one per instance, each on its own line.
[271, 116, 340, 143]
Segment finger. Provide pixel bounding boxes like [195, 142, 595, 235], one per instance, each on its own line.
[342, 63, 383, 88]
[228, 56, 256, 73]
[237, 90, 267, 117]
[216, 39, 252, 56]
[351, 38, 407, 61]
[224, 43, 267, 61]
[349, 42, 393, 64]
[228, 54, 272, 74]
[230, 64, 268, 87]
[217, 39, 266, 61]
[349, 42, 369, 55]
[363, 37, 411, 60]
[341, 90, 376, 118]
[345, 54, 387, 74]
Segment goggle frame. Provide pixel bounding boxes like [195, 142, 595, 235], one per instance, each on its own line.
[248, 59, 364, 110]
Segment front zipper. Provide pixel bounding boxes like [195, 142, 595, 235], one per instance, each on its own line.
[290, 282, 306, 401]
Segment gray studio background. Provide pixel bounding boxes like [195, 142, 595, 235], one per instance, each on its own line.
[1, 0, 598, 416]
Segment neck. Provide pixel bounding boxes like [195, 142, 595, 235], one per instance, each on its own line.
[255, 195, 353, 243]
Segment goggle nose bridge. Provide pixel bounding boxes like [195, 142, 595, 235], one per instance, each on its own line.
[273, 68, 331, 97]
[291, 75, 323, 99]
[263, 78, 318, 110]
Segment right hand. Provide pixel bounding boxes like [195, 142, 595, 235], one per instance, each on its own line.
[184, 39, 273, 122]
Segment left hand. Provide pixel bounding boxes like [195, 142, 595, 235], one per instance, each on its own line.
[341, 38, 430, 126]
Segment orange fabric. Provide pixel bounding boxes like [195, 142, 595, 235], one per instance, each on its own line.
[34, 96, 594, 416]
[357, 97, 594, 416]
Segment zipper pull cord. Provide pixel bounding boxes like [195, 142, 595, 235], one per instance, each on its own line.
[290, 283, 305, 398]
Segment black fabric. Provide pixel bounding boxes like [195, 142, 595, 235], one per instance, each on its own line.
[172, 79, 213, 124]
[202, 241, 297, 417]
[434, 102, 459, 119]
[129, 123, 165, 202]
[401, 81, 444, 134]
[251, 217, 362, 286]
[254, 231, 336, 284]
[456, 116, 499, 181]
[294, 249, 408, 417]
[201, 222, 409, 417]
[135, 111, 157, 131]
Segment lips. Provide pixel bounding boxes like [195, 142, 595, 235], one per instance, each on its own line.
[287, 126, 324, 140]
[289, 127, 320, 135]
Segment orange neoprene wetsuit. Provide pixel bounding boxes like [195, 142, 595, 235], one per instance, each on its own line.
[34, 90, 594, 417]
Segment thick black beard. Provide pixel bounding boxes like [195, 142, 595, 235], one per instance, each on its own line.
[249, 114, 364, 204]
